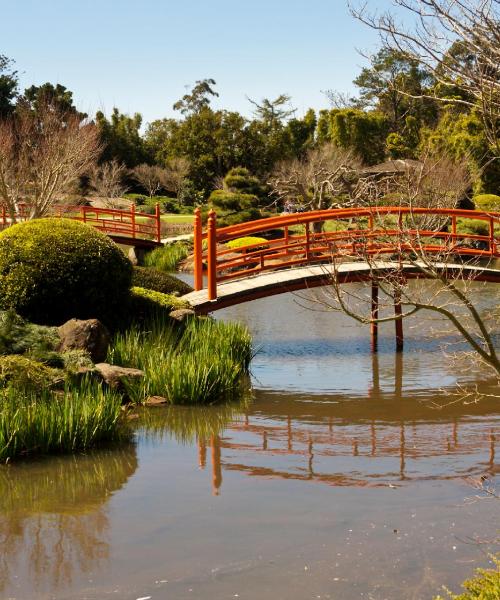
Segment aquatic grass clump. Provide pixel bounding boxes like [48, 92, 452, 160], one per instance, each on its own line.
[108, 317, 253, 405]
[144, 241, 190, 272]
[0, 380, 126, 462]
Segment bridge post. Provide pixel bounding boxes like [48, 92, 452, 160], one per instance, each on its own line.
[155, 203, 161, 243]
[131, 203, 136, 239]
[193, 207, 203, 291]
[207, 210, 217, 301]
[489, 217, 494, 255]
[394, 286, 404, 352]
[370, 281, 379, 352]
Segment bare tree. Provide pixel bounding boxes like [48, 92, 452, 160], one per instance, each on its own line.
[132, 164, 164, 197]
[269, 144, 364, 215]
[88, 160, 129, 204]
[0, 104, 101, 220]
[162, 157, 190, 197]
[303, 163, 499, 380]
[349, 0, 500, 150]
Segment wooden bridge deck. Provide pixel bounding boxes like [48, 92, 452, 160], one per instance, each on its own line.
[183, 260, 500, 313]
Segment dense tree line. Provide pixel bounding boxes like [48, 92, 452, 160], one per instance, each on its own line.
[1, 43, 499, 215]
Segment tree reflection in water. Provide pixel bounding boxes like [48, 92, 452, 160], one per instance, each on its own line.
[0, 444, 137, 595]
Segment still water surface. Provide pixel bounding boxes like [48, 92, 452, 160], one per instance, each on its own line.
[1, 286, 499, 600]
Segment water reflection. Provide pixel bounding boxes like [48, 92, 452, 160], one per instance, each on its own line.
[0, 444, 137, 596]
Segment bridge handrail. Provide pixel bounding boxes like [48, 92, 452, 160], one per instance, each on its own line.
[0, 203, 163, 244]
[192, 206, 500, 300]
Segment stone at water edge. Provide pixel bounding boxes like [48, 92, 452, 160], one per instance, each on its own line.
[94, 363, 145, 389]
[58, 318, 110, 363]
[169, 308, 196, 322]
[145, 395, 169, 406]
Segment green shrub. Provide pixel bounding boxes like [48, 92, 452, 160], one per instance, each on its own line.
[0, 355, 64, 390]
[226, 236, 269, 250]
[0, 380, 125, 462]
[434, 556, 500, 599]
[129, 286, 189, 323]
[144, 242, 190, 272]
[456, 218, 490, 237]
[132, 266, 193, 295]
[473, 194, 500, 212]
[0, 218, 132, 326]
[0, 310, 59, 357]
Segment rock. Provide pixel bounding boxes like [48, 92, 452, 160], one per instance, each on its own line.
[58, 319, 110, 363]
[128, 246, 146, 266]
[169, 308, 196, 322]
[145, 395, 169, 406]
[94, 363, 144, 389]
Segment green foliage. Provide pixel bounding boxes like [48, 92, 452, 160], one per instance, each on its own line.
[0, 54, 18, 117]
[173, 78, 219, 115]
[21, 82, 86, 120]
[0, 218, 132, 327]
[0, 380, 125, 462]
[144, 241, 191, 272]
[434, 556, 500, 599]
[319, 108, 388, 165]
[224, 167, 263, 196]
[456, 218, 490, 237]
[208, 189, 262, 226]
[353, 48, 437, 130]
[132, 266, 193, 295]
[0, 355, 64, 390]
[226, 236, 269, 250]
[421, 109, 500, 193]
[473, 194, 500, 211]
[129, 287, 188, 322]
[0, 310, 59, 357]
[108, 316, 252, 405]
[96, 107, 149, 167]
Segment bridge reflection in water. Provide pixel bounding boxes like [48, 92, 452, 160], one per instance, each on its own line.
[182, 356, 499, 496]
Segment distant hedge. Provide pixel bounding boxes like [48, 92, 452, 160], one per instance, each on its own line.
[473, 194, 500, 211]
[0, 218, 132, 326]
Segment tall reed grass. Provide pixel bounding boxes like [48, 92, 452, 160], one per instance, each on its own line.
[0, 380, 126, 462]
[108, 317, 253, 405]
[144, 242, 190, 272]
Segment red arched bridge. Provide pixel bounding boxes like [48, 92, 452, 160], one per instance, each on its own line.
[183, 206, 500, 314]
[0, 203, 163, 248]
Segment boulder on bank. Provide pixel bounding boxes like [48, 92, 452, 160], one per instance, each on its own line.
[58, 319, 110, 363]
[169, 308, 196, 322]
[94, 362, 144, 390]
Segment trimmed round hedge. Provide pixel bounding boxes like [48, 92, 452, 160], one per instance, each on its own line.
[132, 266, 193, 296]
[0, 218, 132, 326]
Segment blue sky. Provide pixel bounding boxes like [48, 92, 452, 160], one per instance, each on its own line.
[1, 0, 395, 125]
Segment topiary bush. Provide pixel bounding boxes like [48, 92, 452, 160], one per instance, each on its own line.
[0, 218, 132, 326]
[225, 236, 269, 250]
[132, 266, 193, 295]
[473, 194, 500, 212]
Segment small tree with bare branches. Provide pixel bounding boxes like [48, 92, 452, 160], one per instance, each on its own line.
[269, 144, 364, 220]
[0, 104, 101, 220]
[88, 160, 129, 204]
[132, 164, 164, 197]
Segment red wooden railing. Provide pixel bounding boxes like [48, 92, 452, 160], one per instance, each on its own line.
[0, 203, 163, 245]
[193, 206, 500, 300]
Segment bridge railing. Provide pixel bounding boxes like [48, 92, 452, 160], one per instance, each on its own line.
[192, 206, 500, 300]
[0, 203, 163, 244]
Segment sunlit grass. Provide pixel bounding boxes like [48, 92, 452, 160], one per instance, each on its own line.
[0, 380, 126, 462]
[108, 316, 253, 405]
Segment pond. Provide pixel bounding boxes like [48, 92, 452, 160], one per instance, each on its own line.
[1, 284, 499, 600]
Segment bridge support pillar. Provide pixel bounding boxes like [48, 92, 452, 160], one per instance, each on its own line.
[394, 287, 404, 352]
[128, 246, 146, 266]
[370, 281, 379, 352]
